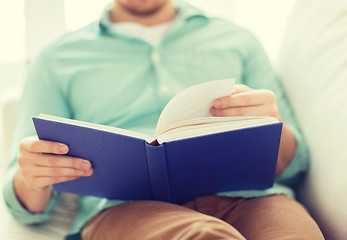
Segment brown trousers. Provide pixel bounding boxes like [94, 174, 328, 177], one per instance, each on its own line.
[82, 194, 324, 240]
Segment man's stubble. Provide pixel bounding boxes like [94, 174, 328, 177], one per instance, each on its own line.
[117, 0, 170, 16]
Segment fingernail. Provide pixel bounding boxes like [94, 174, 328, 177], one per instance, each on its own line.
[60, 144, 68, 153]
[213, 100, 221, 108]
[82, 161, 91, 170]
[84, 169, 93, 175]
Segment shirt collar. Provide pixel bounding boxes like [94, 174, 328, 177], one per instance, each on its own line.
[98, 0, 208, 35]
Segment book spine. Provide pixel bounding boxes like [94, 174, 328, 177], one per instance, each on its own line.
[145, 143, 171, 202]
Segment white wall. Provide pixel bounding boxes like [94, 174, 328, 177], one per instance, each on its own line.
[231, 0, 296, 65]
[25, 0, 67, 60]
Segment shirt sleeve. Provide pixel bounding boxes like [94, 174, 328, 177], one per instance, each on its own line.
[2, 166, 62, 225]
[240, 30, 309, 188]
[2, 47, 72, 225]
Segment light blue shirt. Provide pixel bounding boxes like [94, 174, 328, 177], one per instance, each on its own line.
[3, 1, 308, 238]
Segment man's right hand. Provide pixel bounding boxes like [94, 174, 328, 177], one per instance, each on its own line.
[13, 136, 93, 212]
[17, 136, 93, 192]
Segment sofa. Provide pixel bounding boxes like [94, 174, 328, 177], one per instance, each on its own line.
[277, 1, 347, 239]
[1, 0, 346, 239]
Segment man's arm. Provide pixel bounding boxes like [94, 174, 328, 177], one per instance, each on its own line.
[2, 48, 92, 223]
[210, 84, 296, 176]
[275, 118, 296, 176]
[223, 29, 309, 186]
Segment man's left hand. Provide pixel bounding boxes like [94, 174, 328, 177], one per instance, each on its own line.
[210, 84, 280, 120]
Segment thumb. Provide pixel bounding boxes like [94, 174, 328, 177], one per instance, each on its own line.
[231, 84, 252, 95]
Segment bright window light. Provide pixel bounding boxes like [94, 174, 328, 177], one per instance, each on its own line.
[187, 0, 233, 20]
[0, 0, 26, 62]
[64, 0, 112, 31]
[231, 0, 296, 64]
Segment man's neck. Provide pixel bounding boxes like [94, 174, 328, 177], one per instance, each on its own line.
[110, 1, 177, 26]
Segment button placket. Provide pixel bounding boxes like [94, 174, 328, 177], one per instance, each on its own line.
[159, 85, 169, 94]
[151, 52, 161, 62]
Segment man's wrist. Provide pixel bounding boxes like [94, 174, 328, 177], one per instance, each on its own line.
[13, 169, 52, 213]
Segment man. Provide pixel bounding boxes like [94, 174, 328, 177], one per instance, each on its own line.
[3, 0, 324, 239]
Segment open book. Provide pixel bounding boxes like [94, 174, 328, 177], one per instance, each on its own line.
[33, 79, 282, 204]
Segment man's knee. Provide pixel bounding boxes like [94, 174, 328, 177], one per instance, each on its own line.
[233, 194, 325, 240]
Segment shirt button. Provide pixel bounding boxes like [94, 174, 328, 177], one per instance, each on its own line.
[152, 52, 161, 62]
[160, 85, 169, 94]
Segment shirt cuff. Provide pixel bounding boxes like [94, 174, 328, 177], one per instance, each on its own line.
[2, 166, 62, 225]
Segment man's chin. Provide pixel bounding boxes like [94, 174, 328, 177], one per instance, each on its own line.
[125, 7, 162, 16]
[120, 0, 168, 16]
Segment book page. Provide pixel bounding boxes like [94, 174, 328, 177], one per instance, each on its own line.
[37, 114, 153, 143]
[156, 116, 279, 144]
[155, 79, 235, 136]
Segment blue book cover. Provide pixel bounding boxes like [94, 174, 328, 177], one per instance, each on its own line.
[33, 115, 282, 204]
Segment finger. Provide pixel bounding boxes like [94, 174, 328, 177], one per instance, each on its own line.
[213, 92, 264, 109]
[232, 84, 252, 94]
[33, 154, 92, 170]
[32, 176, 81, 189]
[25, 165, 93, 177]
[210, 104, 278, 118]
[213, 89, 276, 109]
[20, 136, 69, 155]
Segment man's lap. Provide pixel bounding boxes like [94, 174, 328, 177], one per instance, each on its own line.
[82, 194, 324, 240]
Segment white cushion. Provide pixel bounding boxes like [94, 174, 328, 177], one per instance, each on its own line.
[278, 1, 347, 239]
[0, 89, 74, 239]
[0, 190, 77, 240]
[1, 87, 21, 165]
